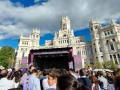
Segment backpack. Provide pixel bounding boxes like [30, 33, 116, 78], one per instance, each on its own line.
[78, 78, 91, 89]
[99, 81, 104, 89]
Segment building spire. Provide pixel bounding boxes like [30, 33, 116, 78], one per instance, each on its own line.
[61, 16, 71, 31]
[111, 19, 116, 25]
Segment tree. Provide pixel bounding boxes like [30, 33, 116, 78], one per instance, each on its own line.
[94, 60, 103, 69]
[103, 60, 117, 70]
[85, 63, 94, 68]
[0, 46, 15, 68]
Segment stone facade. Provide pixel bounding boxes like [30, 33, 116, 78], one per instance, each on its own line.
[15, 16, 92, 68]
[15, 29, 40, 68]
[89, 19, 120, 65]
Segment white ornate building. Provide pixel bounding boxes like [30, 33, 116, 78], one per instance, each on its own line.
[16, 16, 92, 68]
[15, 29, 40, 68]
[89, 20, 120, 65]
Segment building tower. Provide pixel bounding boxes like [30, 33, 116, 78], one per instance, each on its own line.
[61, 16, 71, 31]
[89, 19, 103, 63]
[53, 16, 74, 47]
[60, 16, 74, 37]
[15, 29, 40, 68]
[90, 19, 120, 66]
[102, 20, 120, 64]
[30, 29, 40, 48]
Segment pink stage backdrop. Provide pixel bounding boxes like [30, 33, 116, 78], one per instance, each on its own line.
[73, 55, 82, 71]
[21, 57, 28, 67]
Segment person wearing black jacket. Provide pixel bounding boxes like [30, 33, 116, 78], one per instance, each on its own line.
[78, 68, 92, 89]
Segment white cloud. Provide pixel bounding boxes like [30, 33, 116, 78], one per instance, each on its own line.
[0, 35, 5, 40]
[0, 0, 120, 40]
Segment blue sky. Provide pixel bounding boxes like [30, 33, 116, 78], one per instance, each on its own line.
[0, 0, 120, 48]
[10, 0, 48, 7]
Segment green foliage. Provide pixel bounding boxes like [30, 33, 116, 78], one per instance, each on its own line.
[0, 46, 15, 68]
[94, 60, 103, 69]
[103, 60, 117, 70]
[85, 63, 93, 68]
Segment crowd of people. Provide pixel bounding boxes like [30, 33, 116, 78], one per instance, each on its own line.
[0, 65, 120, 90]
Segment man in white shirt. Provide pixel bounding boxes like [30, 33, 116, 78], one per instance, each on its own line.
[42, 69, 59, 90]
[42, 78, 56, 90]
[97, 71, 108, 90]
[21, 64, 36, 90]
[28, 69, 41, 90]
[0, 69, 15, 90]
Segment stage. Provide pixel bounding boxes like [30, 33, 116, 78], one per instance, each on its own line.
[28, 47, 74, 70]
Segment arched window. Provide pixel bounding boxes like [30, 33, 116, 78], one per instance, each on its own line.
[94, 25, 98, 29]
[33, 35, 35, 38]
[117, 54, 120, 61]
[110, 55, 112, 60]
[104, 31, 107, 36]
[106, 40, 109, 45]
[22, 51, 25, 58]
[111, 30, 113, 34]
[112, 38, 115, 42]
[63, 24, 67, 30]
[99, 47, 102, 52]
[110, 43, 114, 50]
[36, 35, 39, 38]
[63, 34, 67, 37]
[113, 55, 118, 64]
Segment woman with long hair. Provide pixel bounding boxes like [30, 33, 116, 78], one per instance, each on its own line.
[56, 74, 90, 90]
